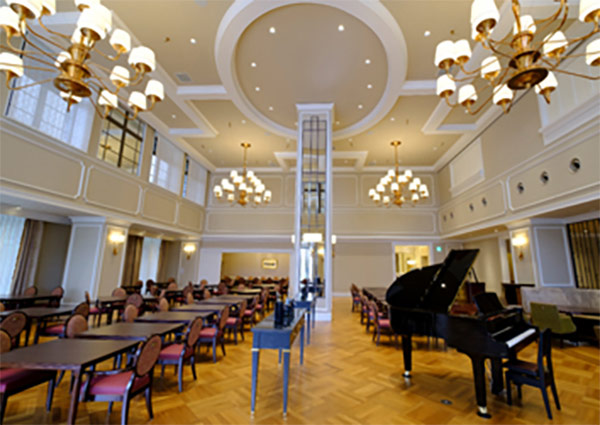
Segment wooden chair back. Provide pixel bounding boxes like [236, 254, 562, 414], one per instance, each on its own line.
[123, 304, 138, 323]
[112, 287, 126, 297]
[126, 293, 144, 309]
[218, 307, 230, 332]
[134, 335, 162, 377]
[0, 302, 5, 312]
[73, 302, 90, 318]
[0, 311, 27, 339]
[187, 317, 204, 347]
[167, 282, 178, 290]
[65, 314, 88, 338]
[158, 297, 169, 312]
[186, 293, 195, 305]
[24, 286, 37, 296]
[0, 329, 11, 353]
[50, 286, 64, 296]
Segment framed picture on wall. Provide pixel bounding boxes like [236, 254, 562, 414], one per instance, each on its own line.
[262, 258, 278, 269]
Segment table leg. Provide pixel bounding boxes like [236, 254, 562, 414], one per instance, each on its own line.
[306, 309, 311, 345]
[67, 367, 82, 424]
[282, 349, 291, 417]
[251, 348, 260, 415]
[300, 323, 304, 365]
[24, 319, 31, 347]
[312, 303, 316, 328]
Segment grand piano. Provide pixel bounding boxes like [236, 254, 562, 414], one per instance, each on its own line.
[386, 249, 538, 418]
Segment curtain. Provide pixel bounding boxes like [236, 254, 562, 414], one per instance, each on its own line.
[138, 237, 161, 283]
[121, 235, 143, 286]
[11, 219, 44, 295]
[185, 158, 207, 206]
[156, 240, 168, 282]
[149, 134, 184, 194]
[0, 215, 26, 294]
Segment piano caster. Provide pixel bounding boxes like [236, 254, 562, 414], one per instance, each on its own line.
[477, 406, 491, 419]
[403, 371, 411, 378]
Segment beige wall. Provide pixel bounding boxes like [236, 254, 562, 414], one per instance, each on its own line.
[34, 222, 71, 293]
[221, 252, 290, 279]
[463, 237, 503, 296]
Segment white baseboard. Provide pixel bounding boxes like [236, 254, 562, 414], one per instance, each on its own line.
[315, 312, 332, 322]
[332, 292, 351, 297]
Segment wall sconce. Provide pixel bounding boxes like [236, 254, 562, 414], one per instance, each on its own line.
[302, 232, 323, 243]
[108, 231, 126, 255]
[183, 243, 197, 260]
[511, 234, 528, 260]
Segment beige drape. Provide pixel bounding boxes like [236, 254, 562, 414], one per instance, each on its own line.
[11, 219, 44, 295]
[121, 235, 143, 286]
[156, 240, 168, 282]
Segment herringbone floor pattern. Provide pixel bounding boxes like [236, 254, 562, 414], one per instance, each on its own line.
[3, 297, 599, 424]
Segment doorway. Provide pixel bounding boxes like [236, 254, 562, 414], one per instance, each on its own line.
[394, 245, 431, 277]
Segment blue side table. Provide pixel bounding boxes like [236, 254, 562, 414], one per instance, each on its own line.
[294, 294, 317, 344]
[251, 311, 305, 417]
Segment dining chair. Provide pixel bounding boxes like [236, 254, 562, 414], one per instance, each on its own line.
[157, 317, 203, 392]
[126, 293, 144, 309]
[36, 302, 89, 342]
[0, 330, 57, 425]
[80, 335, 162, 425]
[85, 291, 102, 327]
[0, 303, 4, 313]
[198, 307, 229, 363]
[350, 284, 362, 312]
[243, 296, 259, 329]
[46, 286, 64, 307]
[122, 305, 138, 323]
[167, 282, 178, 291]
[185, 292, 195, 305]
[255, 290, 267, 319]
[225, 300, 247, 344]
[55, 314, 89, 386]
[23, 286, 37, 296]
[112, 288, 127, 297]
[0, 312, 27, 348]
[217, 281, 228, 295]
[157, 297, 170, 312]
[203, 289, 211, 299]
[370, 301, 398, 348]
[504, 328, 560, 419]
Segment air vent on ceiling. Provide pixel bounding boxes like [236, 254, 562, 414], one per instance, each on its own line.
[175, 72, 192, 83]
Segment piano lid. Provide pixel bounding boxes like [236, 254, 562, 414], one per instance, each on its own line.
[386, 249, 479, 314]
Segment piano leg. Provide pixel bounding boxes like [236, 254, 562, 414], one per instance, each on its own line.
[402, 335, 412, 378]
[470, 355, 492, 419]
[490, 358, 504, 395]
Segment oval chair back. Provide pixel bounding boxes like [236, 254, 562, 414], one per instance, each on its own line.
[65, 314, 88, 338]
[50, 286, 63, 296]
[84, 291, 92, 305]
[199, 280, 207, 290]
[0, 329, 12, 353]
[135, 335, 162, 377]
[0, 302, 4, 312]
[218, 307, 230, 333]
[123, 304, 138, 323]
[126, 293, 144, 309]
[0, 311, 27, 342]
[186, 293, 194, 305]
[112, 287, 126, 297]
[203, 289, 211, 299]
[73, 302, 90, 319]
[24, 286, 37, 296]
[187, 317, 204, 348]
[158, 297, 169, 312]
[217, 281, 228, 294]
[167, 282, 178, 291]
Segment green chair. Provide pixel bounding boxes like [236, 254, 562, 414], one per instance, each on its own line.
[530, 302, 576, 345]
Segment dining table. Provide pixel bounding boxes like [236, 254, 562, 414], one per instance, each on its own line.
[77, 321, 184, 341]
[0, 305, 75, 345]
[95, 295, 158, 324]
[0, 338, 139, 424]
[0, 293, 62, 309]
[134, 311, 213, 324]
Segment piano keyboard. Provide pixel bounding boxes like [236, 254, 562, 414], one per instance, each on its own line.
[505, 328, 536, 348]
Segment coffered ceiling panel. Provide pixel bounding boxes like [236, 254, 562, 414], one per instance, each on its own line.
[150, 96, 196, 130]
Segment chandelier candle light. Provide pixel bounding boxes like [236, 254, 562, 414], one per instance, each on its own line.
[0, 0, 165, 118]
[434, 0, 600, 115]
[368, 141, 429, 207]
[213, 143, 272, 207]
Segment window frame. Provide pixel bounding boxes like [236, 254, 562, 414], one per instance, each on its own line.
[98, 108, 145, 175]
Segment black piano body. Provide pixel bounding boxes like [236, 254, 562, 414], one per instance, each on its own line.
[386, 249, 538, 418]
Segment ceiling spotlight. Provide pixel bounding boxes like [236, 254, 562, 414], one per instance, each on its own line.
[390, 117, 395, 121]
[367, 83, 373, 89]
[241, 119, 247, 124]
[335, 121, 340, 125]
[365, 58, 371, 65]
[172, 114, 176, 119]
[424, 30, 431, 37]
[269, 27, 276, 34]
[358, 104, 363, 109]
[338, 24, 345, 32]
[190, 38, 197, 44]
[251, 62, 257, 68]
[268, 106, 274, 111]
[255, 86, 260, 92]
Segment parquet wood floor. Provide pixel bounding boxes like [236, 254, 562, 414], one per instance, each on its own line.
[3, 297, 599, 424]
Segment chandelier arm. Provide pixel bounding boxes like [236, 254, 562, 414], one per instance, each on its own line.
[6, 76, 54, 91]
[19, 32, 60, 63]
[0, 44, 58, 69]
[562, 24, 600, 46]
[36, 16, 71, 42]
[465, 93, 496, 116]
[457, 63, 485, 76]
[88, 63, 144, 88]
[487, 39, 518, 61]
[532, 0, 567, 26]
[511, 0, 523, 35]
[90, 46, 123, 63]
[552, 67, 600, 80]
[24, 21, 68, 53]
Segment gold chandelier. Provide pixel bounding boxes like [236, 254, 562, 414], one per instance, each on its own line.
[213, 143, 272, 207]
[434, 0, 600, 115]
[0, 0, 164, 118]
[368, 141, 430, 207]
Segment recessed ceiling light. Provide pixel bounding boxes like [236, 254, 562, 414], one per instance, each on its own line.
[335, 121, 340, 125]
[241, 119, 246, 124]
[251, 62, 257, 68]
[268, 106, 274, 111]
[358, 104, 363, 109]
[269, 27, 276, 34]
[367, 83, 373, 89]
[338, 24, 345, 32]
[424, 30, 431, 37]
[390, 117, 395, 121]
[255, 86, 260, 92]
[190, 38, 197, 44]
[348, 138, 353, 141]
[172, 114, 176, 119]
[365, 58, 371, 64]
[433, 146, 438, 151]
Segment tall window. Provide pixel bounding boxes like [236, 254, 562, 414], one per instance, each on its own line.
[138, 237, 161, 283]
[0, 215, 26, 294]
[183, 156, 208, 206]
[97, 107, 145, 175]
[149, 134, 184, 194]
[4, 50, 94, 151]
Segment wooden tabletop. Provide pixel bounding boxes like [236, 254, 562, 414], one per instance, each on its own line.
[199, 298, 242, 305]
[135, 311, 213, 323]
[0, 293, 61, 302]
[0, 306, 73, 319]
[0, 338, 138, 370]
[77, 322, 184, 340]
[171, 305, 223, 313]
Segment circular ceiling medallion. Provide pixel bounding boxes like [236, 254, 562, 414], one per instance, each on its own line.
[216, 0, 408, 139]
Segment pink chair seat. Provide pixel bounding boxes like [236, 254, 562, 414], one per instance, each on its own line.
[256, 304, 263, 309]
[378, 319, 391, 327]
[89, 306, 100, 314]
[225, 317, 239, 325]
[244, 310, 253, 317]
[158, 344, 192, 361]
[85, 371, 149, 395]
[199, 327, 217, 338]
[0, 368, 55, 392]
[43, 324, 64, 335]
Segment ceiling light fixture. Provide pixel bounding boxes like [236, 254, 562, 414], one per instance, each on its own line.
[424, 30, 431, 37]
[190, 37, 197, 44]
[390, 117, 395, 121]
[255, 86, 260, 91]
[241, 119, 246, 124]
[338, 24, 345, 32]
[268, 106, 273, 111]
[269, 26, 276, 34]
[0, 0, 165, 119]
[213, 143, 272, 207]
[171, 114, 176, 118]
[367, 83, 373, 89]
[434, 0, 600, 115]
[358, 104, 363, 109]
[365, 58, 371, 64]
[251, 62, 257, 67]
[369, 140, 430, 207]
